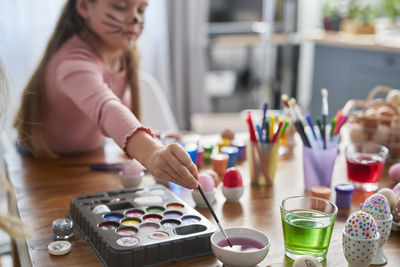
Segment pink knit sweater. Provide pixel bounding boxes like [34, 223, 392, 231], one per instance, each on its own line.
[43, 34, 150, 155]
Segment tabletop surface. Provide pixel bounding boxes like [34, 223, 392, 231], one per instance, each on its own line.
[5, 136, 400, 267]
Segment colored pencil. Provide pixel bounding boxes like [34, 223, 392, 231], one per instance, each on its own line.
[305, 114, 317, 140]
[261, 102, 268, 131]
[271, 121, 283, 143]
[321, 89, 329, 149]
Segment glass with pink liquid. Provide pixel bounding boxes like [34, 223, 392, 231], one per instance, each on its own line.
[345, 143, 388, 191]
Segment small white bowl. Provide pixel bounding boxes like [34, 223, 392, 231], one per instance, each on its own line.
[222, 186, 244, 202]
[211, 227, 270, 267]
[192, 189, 216, 208]
[119, 171, 144, 188]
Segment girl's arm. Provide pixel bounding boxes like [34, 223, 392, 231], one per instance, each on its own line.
[57, 60, 198, 189]
[126, 130, 198, 189]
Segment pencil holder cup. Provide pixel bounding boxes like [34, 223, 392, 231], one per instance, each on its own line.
[303, 145, 338, 191]
[343, 230, 380, 267]
[247, 140, 280, 186]
[371, 214, 392, 265]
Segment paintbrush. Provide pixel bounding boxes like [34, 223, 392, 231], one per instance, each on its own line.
[261, 102, 268, 132]
[321, 89, 328, 149]
[197, 185, 233, 247]
[286, 97, 311, 148]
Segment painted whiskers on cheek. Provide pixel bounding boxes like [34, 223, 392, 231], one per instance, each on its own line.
[103, 13, 123, 34]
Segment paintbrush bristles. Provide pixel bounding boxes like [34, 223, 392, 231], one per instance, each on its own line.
[321, 88, 328, 98]
[288, 98, 295, 107]
[321, 88, 329, 115]
[281, 95, 289, 108]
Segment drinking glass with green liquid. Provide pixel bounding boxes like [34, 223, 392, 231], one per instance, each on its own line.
[280, 196, 338, 262]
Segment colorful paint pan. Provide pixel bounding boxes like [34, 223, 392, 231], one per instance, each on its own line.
[161, 219, 181, 228]
[181, 215, 201, 224]
[139, 223, 160, 232]
[103, 213, 123, 221]
[166, 203, 184, 210]
[121, 218, 141, 226]
[142, 214, 163, 222]
[125, 209, 145, 218]
[163, 211, 182, 219]
[116, 237, 140, 247]
[146, 206, 165, 213]
[116, 227, 138, 236]
[98, 221, 119, 230]
[148, 231, 169, 240]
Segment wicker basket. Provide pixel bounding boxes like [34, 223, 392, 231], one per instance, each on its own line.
[343, 85, 400, 161]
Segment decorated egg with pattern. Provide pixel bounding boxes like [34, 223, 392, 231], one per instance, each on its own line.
[344, 211, 377, 239]
[361, 193, 391, 220]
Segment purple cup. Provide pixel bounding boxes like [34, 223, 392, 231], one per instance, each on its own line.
[303, 145, 338, 191]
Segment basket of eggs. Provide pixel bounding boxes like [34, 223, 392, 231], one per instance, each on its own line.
[343, 85, 400, 161]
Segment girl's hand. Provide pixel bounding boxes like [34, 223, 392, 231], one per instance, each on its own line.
[146, 143, 199, 189]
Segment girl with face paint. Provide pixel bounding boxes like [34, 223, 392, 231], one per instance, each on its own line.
[14, 0, 199, 190]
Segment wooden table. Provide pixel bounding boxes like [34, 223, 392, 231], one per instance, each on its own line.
[5, 137, 400, 267]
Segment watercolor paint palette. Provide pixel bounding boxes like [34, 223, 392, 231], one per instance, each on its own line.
[69, 184, 217, 267]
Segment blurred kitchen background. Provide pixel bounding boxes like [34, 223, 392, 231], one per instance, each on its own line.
[0, 0, 400, 131]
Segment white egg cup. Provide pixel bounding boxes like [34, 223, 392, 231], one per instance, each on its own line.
[192, 189, 216, 208]
[222, 186, 244, 202]
[342, 230, 380, 267]
[119, 171, 144, 188]
[210, 227, 270, 267]
[370, 214, 393, 265]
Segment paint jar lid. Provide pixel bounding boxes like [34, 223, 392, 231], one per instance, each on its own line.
[311, 186, 331, 200]
[231, 139, 246, 148]
[93, 204, 111, 214]
[220, 146, 239, 156]
[211, 153, 229, 161]
[203, 144, 214, 153]
[335, 183, 355, 194]
[48, 241, 71, 256]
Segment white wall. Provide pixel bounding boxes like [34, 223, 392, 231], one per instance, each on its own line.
[0, 0, 168, 134]
[0, 1, 66, 133]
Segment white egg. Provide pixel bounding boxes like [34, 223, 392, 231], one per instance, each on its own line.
[293, 255, 322, 267]
[349, 123, 367, 143]
[386, 89, 400, 107]
[371, 124, 391, 144]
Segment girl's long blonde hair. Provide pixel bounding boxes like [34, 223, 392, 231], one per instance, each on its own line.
[14, 0, 141, 158]
[1, 61, 28, 252]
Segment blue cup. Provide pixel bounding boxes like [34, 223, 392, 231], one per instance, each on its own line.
[185, 143, 198, 164]
[221, 146, 239, 167]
